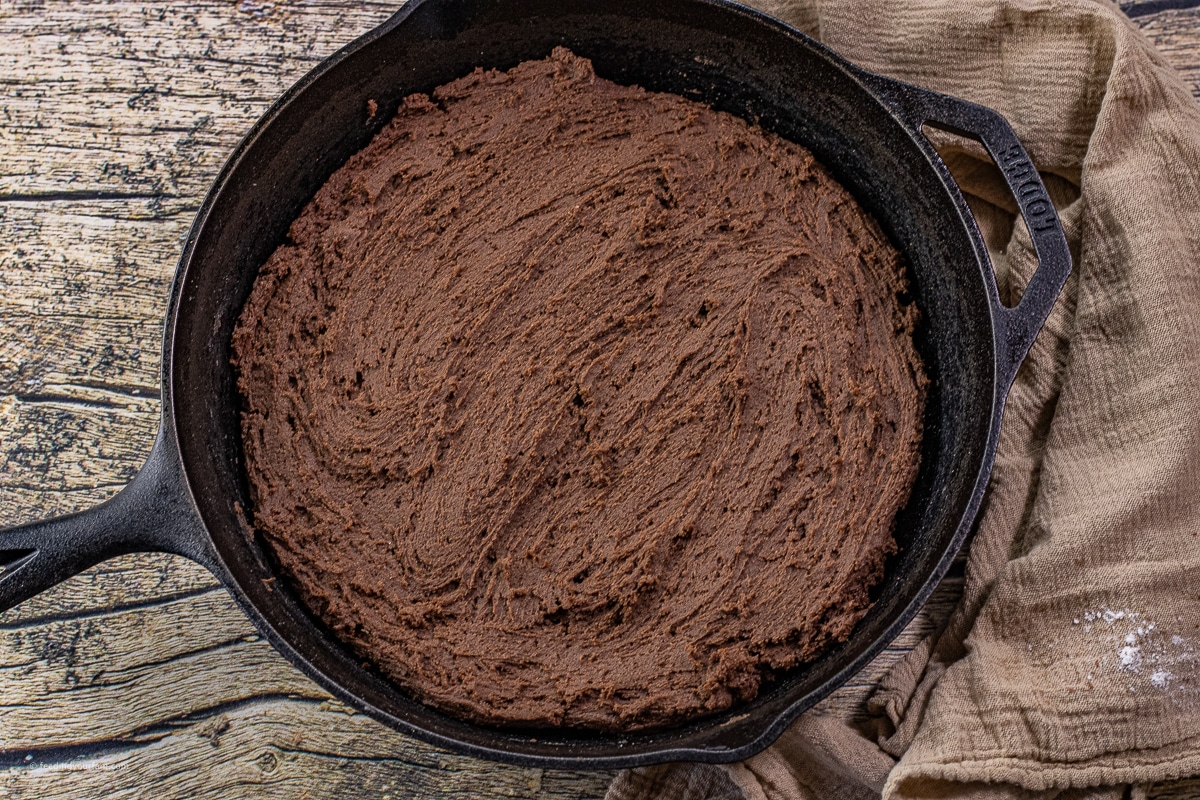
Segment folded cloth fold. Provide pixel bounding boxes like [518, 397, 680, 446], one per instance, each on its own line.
[607, 0, 1200, 796]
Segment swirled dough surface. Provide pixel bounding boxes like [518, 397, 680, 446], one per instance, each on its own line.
[232, 48, 927, 731]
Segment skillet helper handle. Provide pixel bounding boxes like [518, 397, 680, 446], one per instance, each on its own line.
[0, 430, 213, 614]
[863, 75, 1073, 387]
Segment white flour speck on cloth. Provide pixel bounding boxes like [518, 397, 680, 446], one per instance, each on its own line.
[1076, 607, 1200, 705]
[1119, 643, 1141, 669]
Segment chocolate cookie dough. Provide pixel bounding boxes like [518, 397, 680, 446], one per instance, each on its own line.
[231, 48, 927, 731]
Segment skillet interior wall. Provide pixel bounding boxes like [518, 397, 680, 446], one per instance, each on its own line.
[170, 0, 995, 748]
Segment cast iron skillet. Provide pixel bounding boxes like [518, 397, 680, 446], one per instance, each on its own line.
[0, 0, 1070, 769]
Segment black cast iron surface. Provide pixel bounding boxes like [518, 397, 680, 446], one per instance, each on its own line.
[0, 0, 1070, 769]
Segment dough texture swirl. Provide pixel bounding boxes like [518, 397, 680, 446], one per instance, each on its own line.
[231, 48, 927, 731]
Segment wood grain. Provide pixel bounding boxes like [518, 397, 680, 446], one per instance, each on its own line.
[0, 1, 1197, 798]
[1135, 7, 1200, 95]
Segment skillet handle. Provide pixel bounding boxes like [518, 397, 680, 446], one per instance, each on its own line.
[0, 430, 215, 614]
[860, 74, 1073, 388]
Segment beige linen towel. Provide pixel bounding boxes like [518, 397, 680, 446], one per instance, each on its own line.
[608, 0, 1200, 797]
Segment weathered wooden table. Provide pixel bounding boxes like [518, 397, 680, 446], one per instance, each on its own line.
[2, 1, 1198, 798]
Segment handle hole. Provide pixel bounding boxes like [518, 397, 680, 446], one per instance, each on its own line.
[0, 549, 38, 577]
[920, 123, 1025, 310]
[919, 123, 991, 167]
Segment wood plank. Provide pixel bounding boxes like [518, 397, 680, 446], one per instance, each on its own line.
[1136, 7, 1200, 96]
[0, 1, 401, 206]
[0, 697, 609, 800]
[0, 554, 217, 626]
[0, 590, 317, 749]
[1151, 779, 1200, 800]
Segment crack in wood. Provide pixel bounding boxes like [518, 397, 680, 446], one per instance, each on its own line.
[0, 692, 311, 768]
[0, 191, 174, 203]
[1122, 0, 1200, 19]
[270, 743, 460, 771]
[0, 482, 130, 494]
[47, 381, 161, 400]
[83, 634, 260, 686]
[0, 586, 221, 631]
[12, 392, 142, 411]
